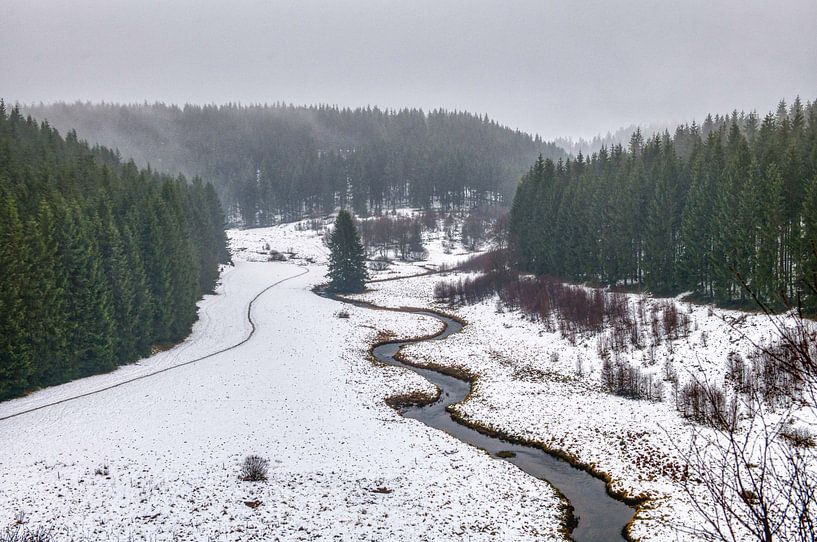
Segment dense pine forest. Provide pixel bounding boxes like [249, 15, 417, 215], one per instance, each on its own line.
[23, 102, 565, 225]
[510, 98, 817, 311]
[0, 102, 230, 400]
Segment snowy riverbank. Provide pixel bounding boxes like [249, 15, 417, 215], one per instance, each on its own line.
[349, 263, 817, 541]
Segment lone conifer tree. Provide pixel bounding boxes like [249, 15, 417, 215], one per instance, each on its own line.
[327, 210, 368, 293]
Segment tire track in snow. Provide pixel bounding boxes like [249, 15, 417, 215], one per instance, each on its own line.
[0, 264, 310, 423]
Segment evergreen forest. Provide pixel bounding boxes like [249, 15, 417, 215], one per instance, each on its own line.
[509, 98, 817, 311]
[0, 103, 230, 400]
[23, 102, 565, 225]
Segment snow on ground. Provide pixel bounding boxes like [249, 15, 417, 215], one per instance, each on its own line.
[349, 268, 817, 541]
[7, 214, 807, 541]
[230, 211, 482, 281]
[0, 221, 567, 541]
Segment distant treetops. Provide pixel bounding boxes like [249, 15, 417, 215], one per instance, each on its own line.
[0, 102, 230, 400]
[326, 210, 369, 293]
[24, 102, 566, 225]
[509, 97, 817, 312]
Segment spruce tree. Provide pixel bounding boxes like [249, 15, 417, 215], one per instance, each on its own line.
[802, 174, 817, 312]
[23, 202, 67, 387]
[327, 210, 369, 293]
[0, 195, 33, 398]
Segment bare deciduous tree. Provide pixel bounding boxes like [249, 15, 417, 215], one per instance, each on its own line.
[672, 257, 817, 542]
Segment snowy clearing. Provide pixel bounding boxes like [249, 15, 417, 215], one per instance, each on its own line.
[0, 222, 565, 541]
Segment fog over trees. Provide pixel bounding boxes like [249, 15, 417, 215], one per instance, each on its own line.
[24, 102, 564, 225]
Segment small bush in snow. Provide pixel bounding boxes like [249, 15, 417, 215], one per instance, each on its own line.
[781, 426, 815, 448]
[335, 310, 350, 319]
[662, 359, 678, 384]
[239, 455, 269, 482]
[574, 355, 584, 378]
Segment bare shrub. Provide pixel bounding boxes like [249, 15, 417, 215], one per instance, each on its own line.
[659, 300, 691, 340]
[500, 276, 638, 341]
[0, 525, 53, 542]
[676, 380, 737, 430]
[662, 359, 678, 384]
[673, 250, 817, 542]
[745, 334, 811, 408]
[436, 271, 647, 347]
[356, 215, 428, 260]
[239, 455, 269, 482]
[724, 352, 749, 394]
[434, 270, 515, 306]
[600, 359, 663, 401]
[674, 414, 815, 542]
[722, 331, 814, 410]
[456, 249, 508, 273]
[294, 218, 326, 232]
[780, 425, 815, 448]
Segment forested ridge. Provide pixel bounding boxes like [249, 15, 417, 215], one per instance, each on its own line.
[0, 102, 230, 400]
[23, 102, 565, 226]
[510, 97, 817, 311]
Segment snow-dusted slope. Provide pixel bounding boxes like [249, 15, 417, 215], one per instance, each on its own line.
[0, 223, 566, 541]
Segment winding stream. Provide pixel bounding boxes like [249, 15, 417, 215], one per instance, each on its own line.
[343, 297, 635, 541]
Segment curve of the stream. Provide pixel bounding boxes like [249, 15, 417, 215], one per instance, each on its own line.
[336, 294, 635, 542]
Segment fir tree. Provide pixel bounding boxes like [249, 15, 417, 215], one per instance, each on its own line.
[327, 210, 369, 293]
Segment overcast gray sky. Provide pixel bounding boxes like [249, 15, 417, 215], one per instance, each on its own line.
[3, 0, 816, 140]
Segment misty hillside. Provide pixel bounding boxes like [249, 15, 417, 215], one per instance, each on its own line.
[24, 102, 565, 225]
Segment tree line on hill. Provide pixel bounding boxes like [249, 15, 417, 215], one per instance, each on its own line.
[0, 103, 230, 400]
[509, 97, 817, 312]
[23, 102, 565, 226]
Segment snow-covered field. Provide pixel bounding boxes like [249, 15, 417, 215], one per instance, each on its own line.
[4, 214, 813, 541]
[0, 221, 566, 541]
[349, 262, 817, 541]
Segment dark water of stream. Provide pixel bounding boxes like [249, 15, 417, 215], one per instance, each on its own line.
[371, 311, 634, 542]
